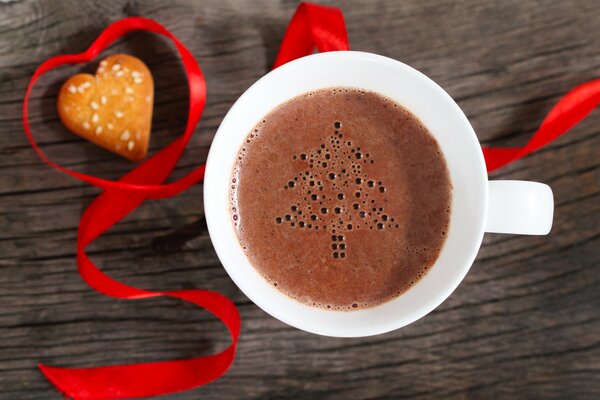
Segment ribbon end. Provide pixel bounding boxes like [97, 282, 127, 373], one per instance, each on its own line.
[39, 364, 74, 398]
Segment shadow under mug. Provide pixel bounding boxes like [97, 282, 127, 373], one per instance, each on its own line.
[204, 51, 554, 337]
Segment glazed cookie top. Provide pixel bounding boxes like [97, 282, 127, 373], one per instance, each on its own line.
[57, 54, 154, 162]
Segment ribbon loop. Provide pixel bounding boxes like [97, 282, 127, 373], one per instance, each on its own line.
[272, 2, 349, 69]
[22, 17, 207, 198]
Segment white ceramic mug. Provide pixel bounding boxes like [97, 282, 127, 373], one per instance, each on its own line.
[204, 51, 554, 337]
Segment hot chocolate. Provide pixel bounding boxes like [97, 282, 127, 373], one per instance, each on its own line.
[230, 88, 452, 310]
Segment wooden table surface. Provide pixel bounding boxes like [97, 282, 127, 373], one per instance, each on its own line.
[1, 0, 599, 398]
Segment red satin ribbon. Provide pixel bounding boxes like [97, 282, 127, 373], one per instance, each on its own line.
[25, 16, 236, 400]
[272, 2, 349, 69]
[22, 2, 599, 399]
[482, 78, 600, 171]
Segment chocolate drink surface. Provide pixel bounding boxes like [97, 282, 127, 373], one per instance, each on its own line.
[230, 88, 452, 310]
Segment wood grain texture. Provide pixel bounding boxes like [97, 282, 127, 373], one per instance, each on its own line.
[1, 0, 599, 398]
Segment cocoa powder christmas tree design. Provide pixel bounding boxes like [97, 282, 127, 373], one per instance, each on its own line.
[275, 121, 399, 258]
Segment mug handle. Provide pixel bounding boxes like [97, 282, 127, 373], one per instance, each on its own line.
[485, 180, 554, 235]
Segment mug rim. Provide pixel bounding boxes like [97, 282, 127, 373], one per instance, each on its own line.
[204, 51, 487, 337]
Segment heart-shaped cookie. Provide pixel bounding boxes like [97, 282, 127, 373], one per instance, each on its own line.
[57, 54, 153, 162]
